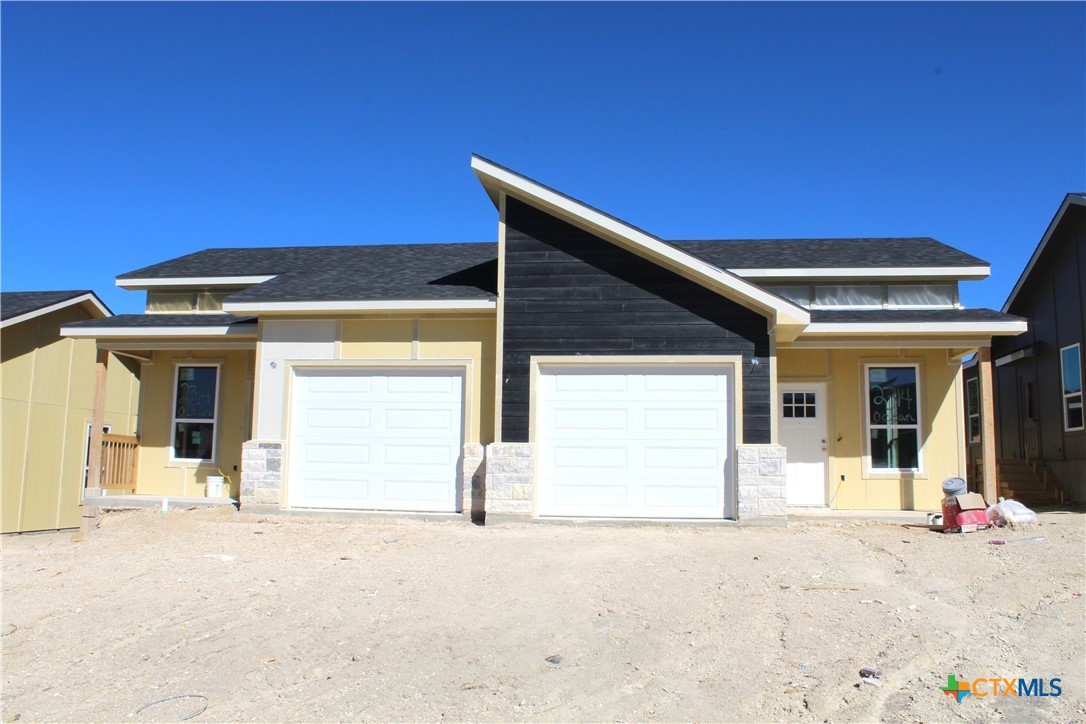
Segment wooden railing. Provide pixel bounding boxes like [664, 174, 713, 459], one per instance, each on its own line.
[100, 434, 139, 490]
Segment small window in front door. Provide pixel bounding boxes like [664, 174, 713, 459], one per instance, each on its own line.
[783, 391, 817, 418]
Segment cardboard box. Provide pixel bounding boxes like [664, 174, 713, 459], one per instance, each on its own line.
[954, 492, 987, 510]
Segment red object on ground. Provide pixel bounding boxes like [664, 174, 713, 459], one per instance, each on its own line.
[941, 498, 989, 533]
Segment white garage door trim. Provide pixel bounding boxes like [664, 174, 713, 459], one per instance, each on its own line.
[532, 355, 742, 520]
[286, 364, 468, 512]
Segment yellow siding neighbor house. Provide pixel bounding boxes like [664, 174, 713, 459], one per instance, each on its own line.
[2, 292, 140, 533]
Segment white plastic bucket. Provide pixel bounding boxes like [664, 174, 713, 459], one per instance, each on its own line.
[206, 475, 225, 498]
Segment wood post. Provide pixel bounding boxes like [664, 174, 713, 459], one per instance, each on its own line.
[80, 348, 109, 537]
[977, 346, 998, 503]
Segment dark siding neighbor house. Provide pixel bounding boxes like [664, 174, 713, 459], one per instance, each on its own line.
[966, 194, 1085, 503]
[501, 198, 772, 444]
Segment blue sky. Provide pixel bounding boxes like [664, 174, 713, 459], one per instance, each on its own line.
[2, 2, 1083, 315]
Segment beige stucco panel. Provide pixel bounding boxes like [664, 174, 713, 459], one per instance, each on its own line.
[340, 319, 414, 359]
[778, 347, 963, 511]
[136, 349, 252, 498]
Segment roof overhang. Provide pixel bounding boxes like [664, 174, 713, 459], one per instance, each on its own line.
[1003, 194, 1086, 313]
[221, 299, 497, 314]
[801, 320, 1028, 336]
[1, 292, 112, 329]
[61, 325, 257, 339]
[731, 266, 990, 281]
[471, 155, 811, 341]
[117, 275, 277, 290]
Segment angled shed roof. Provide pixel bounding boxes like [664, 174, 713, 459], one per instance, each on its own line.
[1, 290, 111, 328]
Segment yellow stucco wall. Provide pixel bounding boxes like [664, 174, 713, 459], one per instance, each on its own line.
[134, 349, 253, 498]
[340, 316, 496, 443]
[1, 306, 140, 533]
[778, 347, 963, 510]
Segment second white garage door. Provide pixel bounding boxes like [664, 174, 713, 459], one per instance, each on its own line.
[287, 368, 464, 512]
[536, 364, 734, 519]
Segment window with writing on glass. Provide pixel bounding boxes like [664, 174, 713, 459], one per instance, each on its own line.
[172, 365, 219, 461]
[867, 366, 920, 470]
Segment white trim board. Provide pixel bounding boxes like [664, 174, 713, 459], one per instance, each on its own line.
[471, 155, 811, 340]
[222, 298, 497, 314]
[732, 266, 990, 280]
[62, 325, 257, 338]
[1, 293, 112, 329]
[117, 275, 277, 289]
[803, 320, 1027, 336]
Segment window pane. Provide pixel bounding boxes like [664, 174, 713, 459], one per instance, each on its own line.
[887, 284, 955, 308]
[869, 367, 918, 426]
[1069, 395, 1084, 430]
[773, 286, 812, 307]
[1062, 346, 1082, 395]
[815, 285, 883, 308]
[805, 393, 816, 405]
[968, 415, 981, 443]
[176, 367, 217, 419]
[966, 378, 979, 415]
[870, 428, 919, 469]
[174, 422, 214, 460]
[784, 392, 794, 405]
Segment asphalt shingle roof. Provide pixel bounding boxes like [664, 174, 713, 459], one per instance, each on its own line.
[809, 308, 1023, 324]
[63, 314, 256, 329]
[119, 243, 499, 304]
[1, 290, 101, 321]
[672, 238, 987, 269]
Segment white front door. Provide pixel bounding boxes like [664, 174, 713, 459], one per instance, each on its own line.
[288, 368, 464, 512]
[536, 364, 734, 519]
[779, 383, 828, 506]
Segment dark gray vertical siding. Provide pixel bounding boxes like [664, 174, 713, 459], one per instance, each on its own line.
[501, 198, 772, 443]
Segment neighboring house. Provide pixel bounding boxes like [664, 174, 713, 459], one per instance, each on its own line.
[62, 157, 1025, 520]
[964, 194, 1085, 504]
[2, 291, 140, 533]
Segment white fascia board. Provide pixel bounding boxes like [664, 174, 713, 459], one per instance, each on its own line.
[732, 266, 990, 280]
[1002, 194, 1085, 313]
[803, 320, 1028, 336]
[62, 325, 257, 338]
[1, 293, 111, 329]
[116, 275, 277, 289]
[470, 156, 810, 327]
[221, 299, 497, 313]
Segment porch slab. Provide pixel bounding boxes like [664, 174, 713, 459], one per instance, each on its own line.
[84, 495, 238, 510]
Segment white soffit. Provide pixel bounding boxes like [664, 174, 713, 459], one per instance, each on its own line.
[470, 155, 810, 335]
[1, 293, 112, 329]
[731, 266, 990, 280]
[61, 325, 257, 338]
[802, 320, 1028, 336]
[116, 275, 277, 289]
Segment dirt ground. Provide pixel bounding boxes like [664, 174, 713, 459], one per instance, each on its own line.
[2, 507, 1083, 723]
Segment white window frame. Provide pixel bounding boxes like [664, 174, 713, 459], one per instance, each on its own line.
[1060, 343, 1084, 432]
[170, 363, 221, 463]
[965, 377, 981, 444]
[864, 363, 922, 473]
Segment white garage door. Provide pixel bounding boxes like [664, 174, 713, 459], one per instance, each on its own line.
[287, 368, 464, 512]
[536, 364, 734, 519]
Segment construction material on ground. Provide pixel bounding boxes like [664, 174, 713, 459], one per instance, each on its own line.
[986, 497, 1039, 527]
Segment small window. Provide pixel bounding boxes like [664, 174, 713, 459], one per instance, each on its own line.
[966, 377, 980, 444]
[814, 285, 883, 309]
[773, 286, 812, 307]
[867, 365, 920, 470]
[172, 365, 220, 461]
[1061, 344, 1083, 431]
[783, 391, 817, 419]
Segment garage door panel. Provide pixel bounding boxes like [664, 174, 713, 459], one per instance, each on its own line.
[551, 444, 628, 469]
[538, 365, 733, 519]
[304, 408, 372, 431]
[288, 368, 463, 512]
[302, 441, 371, 465]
